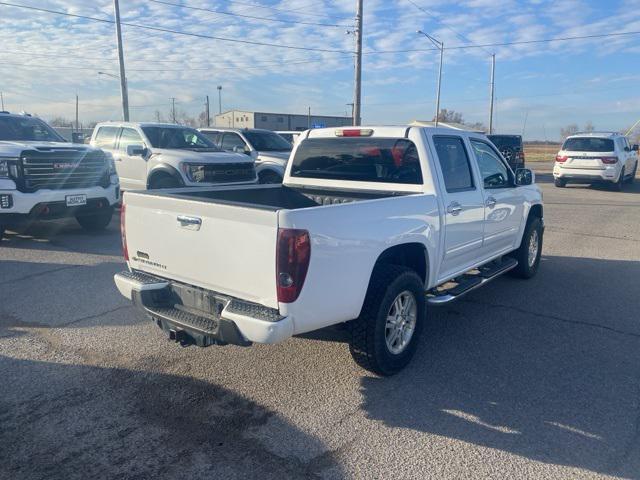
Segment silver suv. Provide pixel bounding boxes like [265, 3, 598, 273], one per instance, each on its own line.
[554, 132, 638, 190]
[91, 122, 256, 191]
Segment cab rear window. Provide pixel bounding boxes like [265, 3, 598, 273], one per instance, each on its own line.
[290, 138, 422, 184]
[562, 137, 614, 152]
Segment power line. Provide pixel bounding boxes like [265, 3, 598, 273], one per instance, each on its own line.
[405, 0, 493, 55]
[147, 0, 349, 28]
[218, 0, 346, 21]
[365, 29, 640, 54]
[0, 2, 354, 54]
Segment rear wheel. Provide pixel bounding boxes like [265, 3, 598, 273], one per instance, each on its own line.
[259, 170, 282, 184]
[625, 162, 637, 184]
[554, 178, 567, 188]
[76, 207, 114, 232]
[509, 216, 543, 279]
[349, 265, 425, 376]
[613, 168, 625, 191]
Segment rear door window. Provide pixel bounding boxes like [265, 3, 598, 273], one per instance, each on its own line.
[290, 138, 422, 184]
[432, 136, 474, 192]
[93, 126, 119, 149]
[562, 137, 614, 152]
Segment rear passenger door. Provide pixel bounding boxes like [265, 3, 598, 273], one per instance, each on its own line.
[431, 135, 486, 279]
[469, 138, 525, 256]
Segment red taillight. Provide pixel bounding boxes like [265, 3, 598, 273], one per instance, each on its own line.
[120, 202, 129, 261]
[276, 228, 310, 303]
[555, 155, 568, 163]
[601, 156, 618, 164]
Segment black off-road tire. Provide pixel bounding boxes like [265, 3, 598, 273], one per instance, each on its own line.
[76, 207, 114, 232]
[554, 178, 567, 188]
[259, 170, 283, 184]
[150, 174, 182, 189]
[349, 265, 426, 376]
[509, 217, 543, 279]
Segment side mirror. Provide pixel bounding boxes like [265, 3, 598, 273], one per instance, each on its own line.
[126, 144, 146, 157]
[515, 168, 534, 186]
[633, 144, 639, 152]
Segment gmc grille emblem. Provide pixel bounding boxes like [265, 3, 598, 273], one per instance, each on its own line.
[53, 162, 78, 170]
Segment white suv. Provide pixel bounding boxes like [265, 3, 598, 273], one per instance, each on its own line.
[91, 122, 256, 191]
[554, 132, 638, 190]
[199, 128, 292, 184]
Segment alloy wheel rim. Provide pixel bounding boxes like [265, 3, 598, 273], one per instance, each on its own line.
[528, 230, 539, 267]
[385, 291, 417, 355]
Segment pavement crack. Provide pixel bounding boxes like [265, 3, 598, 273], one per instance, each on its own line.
[545, 226, 639, 243]
[462, 299, 640, 340]
[58, 305, 132, 328]
[0, 264, 81, 286]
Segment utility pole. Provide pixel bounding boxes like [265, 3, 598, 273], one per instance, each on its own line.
[170, 98, 176, 123]
[489, 54, 495, 134]
[113, 0, 130, 121]
[307, 106, 311, 129]
[217, 85, 223, 114]
[0, 92, 4, 111]
[75, 94, 79, 131]
[353, 0, 363, 126]
[205, 95, 210, 127]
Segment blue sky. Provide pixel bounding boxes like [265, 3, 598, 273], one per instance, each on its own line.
[1, 0, 639, 140]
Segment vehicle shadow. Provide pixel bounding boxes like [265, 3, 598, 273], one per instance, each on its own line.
[1, 214, 122, 257]
[535, 171, 640, 194]
[0, 355, 340, 480]
[359, 255, 640, 478]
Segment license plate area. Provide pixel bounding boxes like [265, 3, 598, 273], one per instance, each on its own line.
[65, 194, 87, 206]
[168, 282, 229, 319]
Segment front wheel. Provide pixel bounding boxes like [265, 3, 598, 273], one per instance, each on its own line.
[554, 178, 567, 188]
[258, 170, 283, 184]
[76, 207, 114, 232]
[349, 265, 425, 376]
[509, 217, 543, 279]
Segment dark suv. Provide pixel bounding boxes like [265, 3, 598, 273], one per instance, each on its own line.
[487, 134, 525, 170]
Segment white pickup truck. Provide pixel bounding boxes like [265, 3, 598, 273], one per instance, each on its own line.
[115, 126, 544, 375]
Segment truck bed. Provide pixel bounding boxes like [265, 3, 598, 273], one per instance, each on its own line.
[146, 185, 401, 211]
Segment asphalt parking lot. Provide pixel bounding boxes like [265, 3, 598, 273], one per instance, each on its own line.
[1, 166, 639, 480]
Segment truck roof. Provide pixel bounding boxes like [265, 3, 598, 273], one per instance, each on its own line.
[95, 121, 191, 128]
[305, 125, 487, 139]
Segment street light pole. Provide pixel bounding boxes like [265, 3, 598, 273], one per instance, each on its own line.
[217, 85, 222, 114]
[113, 0, 130, 122]
[417, 30, 444, 127]
[353, 0, 363, 126]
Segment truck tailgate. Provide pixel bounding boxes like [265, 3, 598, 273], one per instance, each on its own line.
[123, 191, 279, 309]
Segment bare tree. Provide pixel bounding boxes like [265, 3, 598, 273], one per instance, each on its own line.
[560, 124, 579, 139]
[49, 116, 73, 127]
[584, 121, 595, 132]
[433, 109, 464, 124]
[197, 110, 210, 127]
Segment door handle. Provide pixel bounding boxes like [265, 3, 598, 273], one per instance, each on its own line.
[486, 196, 497, 209]
[447, 202, 463, 216]
[177, 215, 202, 230]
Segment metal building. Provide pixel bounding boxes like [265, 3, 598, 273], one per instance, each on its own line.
[214, 110, 351, 131]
